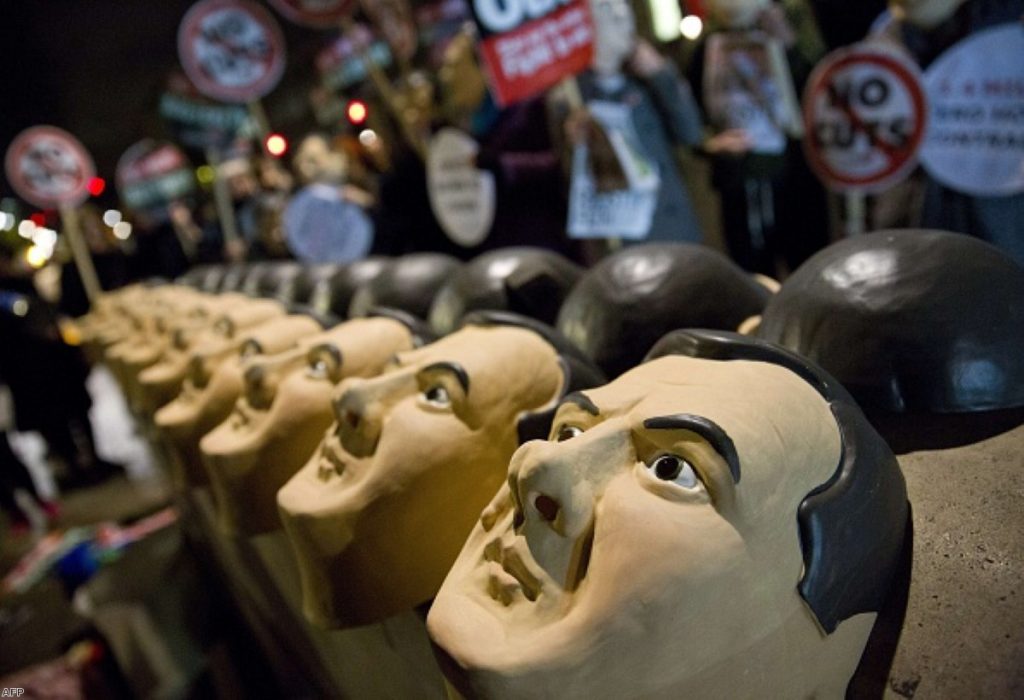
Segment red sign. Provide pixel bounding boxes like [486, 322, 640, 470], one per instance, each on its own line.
[267, 0, 354, 29]
[803, 43, 926, 193]
[471, 0, 594, 107]
[178, 0, 286, 103]
[4, 126, 96, 209]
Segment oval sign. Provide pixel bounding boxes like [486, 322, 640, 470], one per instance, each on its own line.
[427, 128, 496, 248]
[920, 23, 1024, 197]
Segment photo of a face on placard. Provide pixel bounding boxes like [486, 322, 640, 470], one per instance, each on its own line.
[278, 317, 603, 628]
[428, 331, 908, 699]
[199, 316, 419, 536]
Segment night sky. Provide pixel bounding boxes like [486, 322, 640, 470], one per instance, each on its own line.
[0, 0, 326, 207]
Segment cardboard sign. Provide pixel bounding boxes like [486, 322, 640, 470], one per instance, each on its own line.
[704, 30, 803, 155]
[920, 24, 1024, 197]
[471, 0, 594, 107]
[283, 184, 373, 263]
[4, 126, 96, 209]
[178, 0, 286, 103]
[160, 72, 251, 149]
[427, 128, 496, 248]
[116, 140, 196, 221]
[568, 101, 660, 240]
[267, 0, 354, 28]
[803, 43, 926, 193]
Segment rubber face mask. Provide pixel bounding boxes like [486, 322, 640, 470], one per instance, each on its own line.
[428, 356, 878, 699]
[154, 314, 322, 490]
[277, 325, 565, 628]
[199, 318, 416, 537]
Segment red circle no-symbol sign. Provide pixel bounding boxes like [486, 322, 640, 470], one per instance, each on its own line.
[178, 0, 286, 103]
[803, 43, 926, 194]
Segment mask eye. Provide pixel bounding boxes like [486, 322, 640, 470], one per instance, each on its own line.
[647, 454, 700, 489]
[555, 425, 583, 442]
[424, 385, 451, 408]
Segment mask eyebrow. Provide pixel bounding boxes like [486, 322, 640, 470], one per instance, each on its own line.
[643, 414, 741, 483]
[561, 391, 599, 416]
[422, 361, 470, 394]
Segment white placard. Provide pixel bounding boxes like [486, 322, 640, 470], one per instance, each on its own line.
[921, 24, 1024, 197]
[427, 128, 496, 248]
[568, 100, 660, 240]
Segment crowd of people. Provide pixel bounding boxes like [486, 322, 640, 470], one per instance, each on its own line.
[1, 0, 1022, 531]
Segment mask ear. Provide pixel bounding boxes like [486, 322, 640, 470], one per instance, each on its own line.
[752, 274, 781, 294]
[516, 354, 606, 444]
[737, 314, 762, 336]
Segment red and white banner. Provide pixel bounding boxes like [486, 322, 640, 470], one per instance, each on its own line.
[471, 0, 594, 107]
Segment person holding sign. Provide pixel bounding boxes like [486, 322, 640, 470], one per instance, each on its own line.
[557, 0, 705, 246]
[873, 0, 1024, 265]
[688, 0, 829, 275]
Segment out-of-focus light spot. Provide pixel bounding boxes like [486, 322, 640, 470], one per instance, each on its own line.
[87, 177, 106, 197]
[18, 220, 36, 238]
[30, 212, 46, 227]
[12, 298, 29, 317]
[650, 0, 683, 41]
[358, 129, 379, 147]
[347, 100, 368, 126]
[0, 213, 14, 231]
[196, 165, 216, 185]
[25, 245, 49, 268]
[265, 133, 289, 157]
[113, 221, 133, 240]
[680, 15, 703, 40]
[103, 209, 122, 227]
[33, 227, 57, 249]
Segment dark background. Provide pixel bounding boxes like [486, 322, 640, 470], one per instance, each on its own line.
[0, 0, 326, 206]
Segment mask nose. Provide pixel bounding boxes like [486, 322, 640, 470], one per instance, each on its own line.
[332, 380, 383, 458]
[244, 348, 305, 408]
[506, 441, 597, 592]
[511, 441, 592, 541]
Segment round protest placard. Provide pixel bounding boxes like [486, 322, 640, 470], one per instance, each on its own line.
[178, 0, 286, 103]
[427, 128, 496, 247]
[803, 42, 926, 193]
[267, 0, 354, 28]
[4, 126, 96, 209]
[920, 24, 1024, 197]
[283, 184, 373, 263]
[116, 140, 196, 221]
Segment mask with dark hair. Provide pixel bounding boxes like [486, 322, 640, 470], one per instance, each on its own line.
[556, 243, 773, 377]
[758, 229, 1024, 416]
[428, 330, 908, 699]
[429, 248, 583, 336]
[348, 253, 461, 320]
[278, 312, 603, 629]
